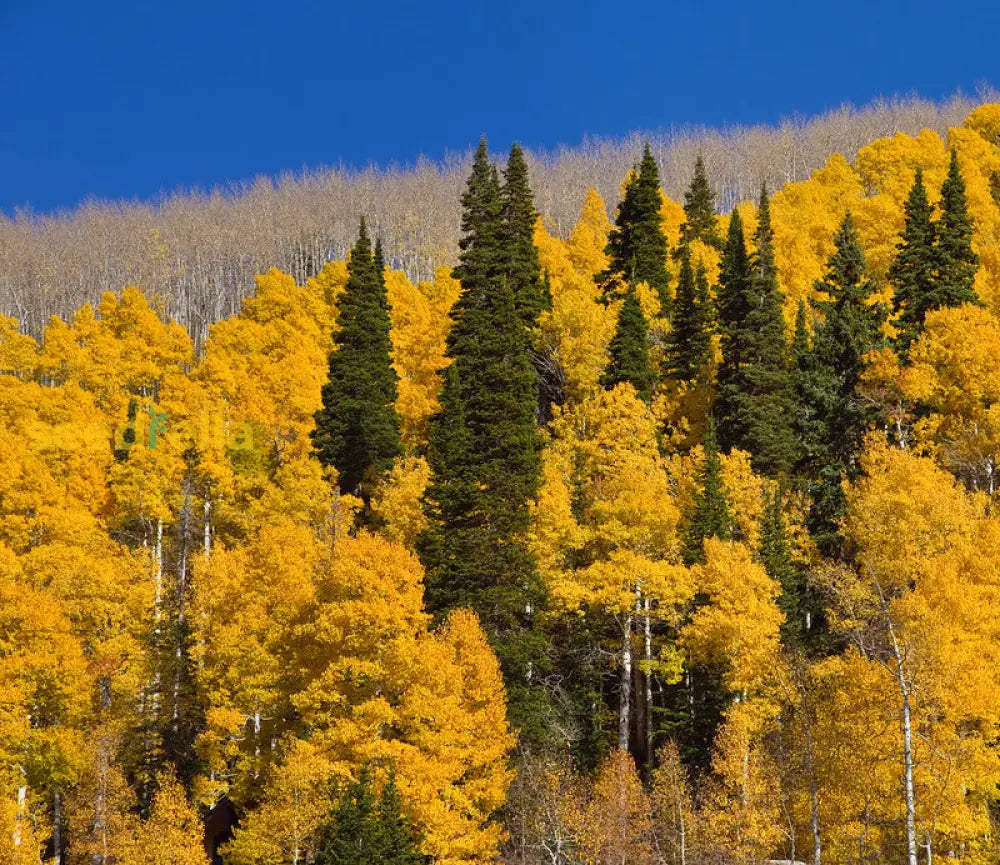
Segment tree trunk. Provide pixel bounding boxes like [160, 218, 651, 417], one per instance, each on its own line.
[877, 575, 918, 865]
[619, 613, 633, 751]
[203, 498, 212, 559]
[643, 593, 653, 770]
[52, 790, 62, 865]
[13, 769, 26, 848]
[172, 477, 192, 734]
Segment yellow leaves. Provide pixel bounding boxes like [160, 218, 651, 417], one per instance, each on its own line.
[196, 525, 512, 864]
[844, 439, 980, 591]
[39, 287, 192, 417]
[546, 385, 681, 560]
[0, 315, 37, 377]
[536, 208, 617, 403]
[680, 540, 783, 694]
[856, 129, 949, 200]
[223, 740, 336, 865]
[371, 455, 430, 548]
[564, 749, 655, 865]
[119, 772, 209, 865]
[771, 152, 864, 320]
[199, 268, 328, 463]
[964, 102, 1000, 146]
[0, 550, 92, 780]
[699, 698, 783, 864]
[553, 551, 692, 619]
[387, 267, 460, 450]
[567, 188, 611, 277]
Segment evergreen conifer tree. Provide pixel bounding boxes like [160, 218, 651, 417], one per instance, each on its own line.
[312, 218, 402, 499]
[724, 186, 797, 476]
[802, 213, 887, 556]
[501, 143, 551, 329]
[715, 195, 796, 476]
[601, 284, 654, 402]
[714, 209, 752, 453]
[759, 486, 803, 645]
[889, 168, 943, 352]
[316, 770, 425, 865]
[791, 299, 817, 472]
[372, 774, 425, 865]
[316, 770, 379, 865]
[419, 139, 548, 739]
[934, 148, 980, 309]
[665, 246, 712, 381]
[596, 144, 671, 313]
[679, 154, 721, 248]
[683, 419, 733, 566]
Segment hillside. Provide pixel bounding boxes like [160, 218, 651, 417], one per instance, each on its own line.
[3, 98, 1000, 864]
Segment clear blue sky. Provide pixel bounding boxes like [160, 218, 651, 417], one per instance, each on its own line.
[1, 0, 997, 214]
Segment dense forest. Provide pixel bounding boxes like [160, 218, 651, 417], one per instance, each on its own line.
[3, 99, 1000, 865]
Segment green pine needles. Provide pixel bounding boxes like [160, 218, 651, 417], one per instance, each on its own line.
[890, 152, 980, 352]
[418, 138, 550, 740]
[312, 218, 402, 500]
[597, 144, 671, 314]
[316, 770, 425, 865]
[602, 283, 654, 403]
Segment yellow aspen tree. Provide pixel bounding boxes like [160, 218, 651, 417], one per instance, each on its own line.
[564, 749, 655, 865]
[118, 772, 209, 865]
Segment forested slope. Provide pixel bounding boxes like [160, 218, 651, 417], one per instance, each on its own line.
[3, 101, 1000, 864]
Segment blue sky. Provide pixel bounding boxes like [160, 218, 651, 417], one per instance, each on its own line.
[0, 0, 997, 214]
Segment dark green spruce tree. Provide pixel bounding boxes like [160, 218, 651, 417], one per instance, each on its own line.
[370, 774, 425, 865]
[933, 148, 980, 309]
[596, 144, 671, 313]
[889, 168, 937, 352]
[502, 143, 557, 417]
[759, 486, 805, 646]
[602, 283, 654, 403]
[725, 186, 797, 476]
[312, 218, 402, 499]
[802, 213, 887, 556]
[682, 418, 733, 566]
[679, 154, 722, 249]
[665, 246, 713, 381]
[418, 139, 549, 739]
[316, 770, 424, 865]
[791, 299, 818, 472]
[713, 208, 752, 454]
[501, 143, 551, 329]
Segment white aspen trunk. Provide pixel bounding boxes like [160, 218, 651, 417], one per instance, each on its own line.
[799, 669, 822, 865]
[619, 613, 633, 751]
[151, 518, 164, 717]
[253, 707, 262, 777]
[643, 594, 653, 767]
[52, 790, 62, 865]
[878, 577, 919, 865]
[677, 798, 687, 865]
[809, 743, 822, 865]
[154, 519, 163, 616]
[13, 771, 26, 848]
[173, 479, 192, 732]
[900, 685, 918, 865]
[203, 498, 212, 558]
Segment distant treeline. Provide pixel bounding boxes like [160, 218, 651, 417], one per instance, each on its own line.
[0, 91, 988, 344]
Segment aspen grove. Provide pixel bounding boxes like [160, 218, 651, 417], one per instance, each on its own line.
[4, 102, 1000, 864]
